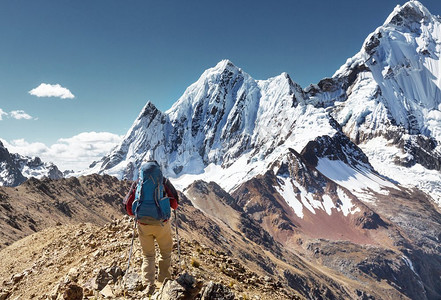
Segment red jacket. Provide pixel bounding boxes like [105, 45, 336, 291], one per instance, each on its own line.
[163, 178, 179, 210]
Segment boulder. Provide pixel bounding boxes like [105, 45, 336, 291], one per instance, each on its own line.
[123, 271, 143, 291]
[92, 269, 113, 291]
[11, 272, 25, 284]
[54, 282, 83, 300]
[152, 273, 202, 300]
[201, 281, 235, 300]
[99, 284, 115, 298]
[0, 291, 10, 300]
[107, 265, 123, 282]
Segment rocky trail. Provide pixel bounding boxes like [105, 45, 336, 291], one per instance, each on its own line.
[0, 216, 298, 300]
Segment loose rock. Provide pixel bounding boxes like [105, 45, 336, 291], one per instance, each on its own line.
[201, 281, 235, 300]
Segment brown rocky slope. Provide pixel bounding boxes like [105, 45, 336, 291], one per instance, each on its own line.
[1, 174, 439, 299]
[0, 217, 296, 299]
[0, 174, 131, 249]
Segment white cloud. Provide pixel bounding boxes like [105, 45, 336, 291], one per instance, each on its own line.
[0, 109, 7, 120]
[29, 83, 75, 99]
[0, 108, 35, 120]
[1, 131, 122, 171]
[2, 139, 49, 156]
[10, 110, 34, 120]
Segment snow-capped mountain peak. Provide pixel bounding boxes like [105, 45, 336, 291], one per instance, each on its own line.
[211, 59, 241, 73]
[167, 59, 246, 115]
[384, 0, 435, 29]
[329, 0, 441, 143]
[88, 59, 339, 189]
[304, 0, 441, 204]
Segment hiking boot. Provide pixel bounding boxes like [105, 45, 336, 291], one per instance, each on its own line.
[156, 281, 163, 292]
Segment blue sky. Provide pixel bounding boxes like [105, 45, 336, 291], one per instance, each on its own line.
[1, 0, 441, 171]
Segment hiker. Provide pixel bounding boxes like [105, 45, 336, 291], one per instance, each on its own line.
[126, 160, 179, 295]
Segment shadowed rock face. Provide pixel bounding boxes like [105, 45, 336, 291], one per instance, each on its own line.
[388, 2, 429, 29]
[396, 135, 441, 171]
[300, 131, 371, 169]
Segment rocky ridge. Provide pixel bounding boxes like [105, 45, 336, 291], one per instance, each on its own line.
[0, 174, 130, 249]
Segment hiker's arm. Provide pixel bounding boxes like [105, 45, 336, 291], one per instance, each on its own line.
[169, 197, 178, 210]
[164, 178, 179, 209]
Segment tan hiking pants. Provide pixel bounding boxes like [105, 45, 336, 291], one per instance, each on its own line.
[137, 220, 173, 286]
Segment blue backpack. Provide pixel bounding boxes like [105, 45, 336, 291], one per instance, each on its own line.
[132, 161, 171, 223]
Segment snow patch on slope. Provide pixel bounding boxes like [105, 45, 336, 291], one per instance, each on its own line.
[275, 177, 304, 218]
[360, 136, 441, 205]
[173, 154, 267, 193]
[316, 158, 397, 203]
[322, 195, 335, 215]
[0, 162, 14, 186]
[275, 176, 361, 218]
[337, 187, 361, 216]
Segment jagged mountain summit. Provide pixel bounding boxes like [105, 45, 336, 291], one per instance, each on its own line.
[88, 60, 368, 191]
[0, 141, 63, 187]
[89, 59, 316, 182]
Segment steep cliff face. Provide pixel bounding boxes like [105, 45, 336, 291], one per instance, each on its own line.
[313, 1, 441, 145]
[301, 1, 441, 205]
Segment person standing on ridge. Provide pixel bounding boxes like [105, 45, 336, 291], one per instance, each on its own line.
[128, 160, 179, 295]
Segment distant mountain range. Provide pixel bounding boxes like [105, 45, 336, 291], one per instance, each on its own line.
[0, 141, 63, 186]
